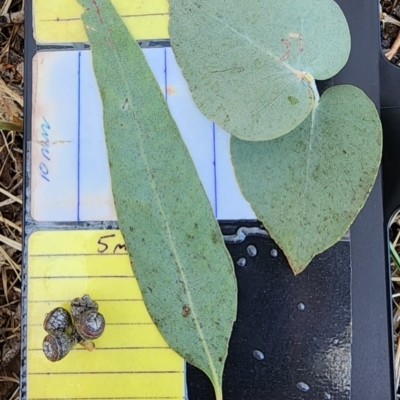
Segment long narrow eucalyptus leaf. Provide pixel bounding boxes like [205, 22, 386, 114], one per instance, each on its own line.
[78, 1, 237, 398]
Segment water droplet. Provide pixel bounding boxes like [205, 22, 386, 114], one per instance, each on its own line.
[297, 302, 306, 311]
[246, 245, 257, 257]
[324, 393, 332, 399]
[270, 248, 278, 257]
[333, 339, 339, 345]
[296, 382, 310, 392]
[252, 350, 264, 360]
[236, 257, 247, 267]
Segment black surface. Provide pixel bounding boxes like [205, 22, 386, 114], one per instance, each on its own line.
[188, 229, 351, 400]
[382, 107, 400, 223]
[380, 6, 400, 400]
[20, 0, 35, 399]
[381, 56, 400, 223]
[338, 1, 394, 399]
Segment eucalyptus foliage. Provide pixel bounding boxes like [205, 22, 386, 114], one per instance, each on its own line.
[78, 0, 382, 397]
[78, 1, 237, 398]
[231, 86, 382, 274]
[169, 0, 350, 141]
[170, 0, 381, 274]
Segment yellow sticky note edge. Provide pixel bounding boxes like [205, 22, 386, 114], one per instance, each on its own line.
[27, 230, 184, 400]
[33, 0, 170, 43]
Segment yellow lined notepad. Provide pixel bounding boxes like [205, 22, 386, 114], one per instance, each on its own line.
[33, 0, 169, 43]
[27, 230, 184, 400]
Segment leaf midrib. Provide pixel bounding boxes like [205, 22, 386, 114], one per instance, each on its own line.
[296, 109, 316, 257]
[184, 0, 303, 79]
[86, 7, 222, 391]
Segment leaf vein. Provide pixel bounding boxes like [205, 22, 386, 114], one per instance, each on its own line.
[297, 110, 316, 248]
[102, 25, 221, 391]
[184, 0, 297, 77]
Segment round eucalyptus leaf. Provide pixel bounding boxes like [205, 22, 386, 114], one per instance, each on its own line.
[231, 85, 382, 274]
[169, 0, 351, 141]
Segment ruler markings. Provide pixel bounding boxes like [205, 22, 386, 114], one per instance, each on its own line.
[77, 51, 82, 221]
[29, 371, 182, 375]
[30, 252, 127, 257]
[30, 322, 153, 326]
[29, 298, 142, 302]
[30, 397, 182, 400]
[27, 231, 184, 398]
[29, 347, 171, 351]
[31, 48, 249, 222]
[29, 275, 134, 279]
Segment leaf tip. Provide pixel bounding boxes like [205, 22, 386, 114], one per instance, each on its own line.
[287, 256, 310, 276]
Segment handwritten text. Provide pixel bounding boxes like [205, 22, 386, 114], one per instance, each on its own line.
[97, 234, 127, 254]
[39, 117, 51, 182]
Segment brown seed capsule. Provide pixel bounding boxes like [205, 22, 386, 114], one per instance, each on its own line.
[42, 331, 73, 362]
[70, 327, 95, 351]
[70, 326, 83, 345]
[75, 310, 105, 340]
[70, 294, 99, 322]
[43, 307, 73, 335]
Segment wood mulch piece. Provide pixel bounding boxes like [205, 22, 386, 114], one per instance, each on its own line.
[0, 0, 24, 399]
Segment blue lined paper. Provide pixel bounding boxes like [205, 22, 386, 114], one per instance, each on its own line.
[31, 47, 256, 222]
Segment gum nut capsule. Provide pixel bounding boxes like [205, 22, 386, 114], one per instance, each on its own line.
[43, 331, 73, 362]
[75, 310, 106, 340]
[43, 307, 73, 334]
[71, 327, 96, 351]
[71, 327, 83, 345]
[70, 294, 98, 321]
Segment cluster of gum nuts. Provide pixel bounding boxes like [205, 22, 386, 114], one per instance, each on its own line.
[42, 294, 106, 362]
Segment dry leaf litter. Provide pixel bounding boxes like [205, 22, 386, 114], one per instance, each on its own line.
[381, 0, 400, 63]
[0, 0, 23, 399]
